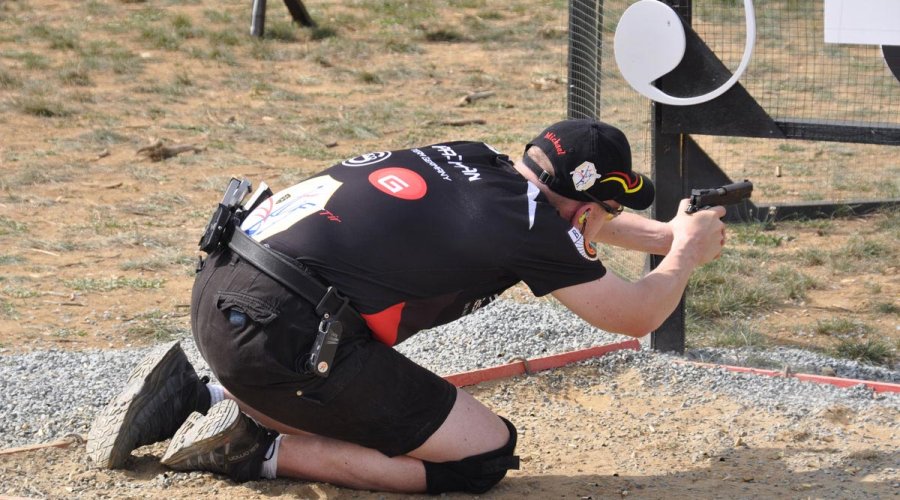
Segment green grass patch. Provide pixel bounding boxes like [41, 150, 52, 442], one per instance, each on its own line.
[777, 142, 804, 153]
[64, 276, 165, 292]
[0, 67, 21, 89]
[768, 265, 817, 302]
[840, 236, 887, 258]
[730, 222, 786, 247]
[58, 65, 93, 86]
[122, 310, 184, 341]
[13, 165, 73, 185]
[24, 238, 78, 252]
[311, 26, 338, 40]
[0, 216, 27, 236]
[265, 21, 298, 42]
[140, 25, 182, 50]
[0, 255, 25, 266]
[795, 248, 826, 266]
[831, 237, 894, 272]
[5, 51, 51, 70]
[831, 338, 894, 365]
[0, 299, 16, 319]
[203, 10, 233, 24]
[359, 0, 436, 27]
[813, 317, 872, 336]
[172, 13, 201, 39]
[1, 285, 40, 298]
[29, 25, 80, 50]
[79, 42, 145, 75]
[872, 301, 898, 314]
[16, 95, 74, 117]
[383, 38, 423, 54]
[111, 50, 142, 74]
[120, 250, 194, 272]
[207, 29, 241, 47]
[188, 46, 237, 65]
[424, 29, 466, 42]
[81, 211, 133, 235]
[693, 319, 769, 348]
[357, 71, 383, 84]
[688, 261, 778, 318]
[78, 129, 131, 146]
[873, 207, 900, 235]
[51, 327, 88, 339]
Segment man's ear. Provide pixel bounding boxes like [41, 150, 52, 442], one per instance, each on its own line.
[574, 205, 592, 229]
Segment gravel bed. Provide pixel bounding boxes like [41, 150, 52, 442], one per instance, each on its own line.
[687, 346, 900, 382]
[0, 299, 897, 449]
[587, 349, 900, 420]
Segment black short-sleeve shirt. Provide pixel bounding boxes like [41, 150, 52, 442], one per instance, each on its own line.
[241, 141, 606, 346]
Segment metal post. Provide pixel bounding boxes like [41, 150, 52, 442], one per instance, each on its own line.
[568, 0, 601, 120]
[649, 105, 687, 352]
[251, 0, 267, 37]
[648, 0, 692, 353]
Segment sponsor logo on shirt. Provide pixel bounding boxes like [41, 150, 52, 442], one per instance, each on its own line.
[318, 209, 341, 222]
[412, 148, 452, 181]
[341, 151, 392, 167]
[369, 168, 427, 200]
[241, 175, 343, 240]
[567, 227, 599, 261]
[431, 145, 481, 182]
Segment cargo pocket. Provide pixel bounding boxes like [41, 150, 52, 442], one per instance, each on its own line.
[290, 329, 371, 406]
[215, 290, 280, 326]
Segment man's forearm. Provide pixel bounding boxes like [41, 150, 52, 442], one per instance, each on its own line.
[594, 212, 672, 255]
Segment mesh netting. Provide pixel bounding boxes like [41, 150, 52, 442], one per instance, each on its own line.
[569, 0, 899, 280]
[678, 0, 900, 205]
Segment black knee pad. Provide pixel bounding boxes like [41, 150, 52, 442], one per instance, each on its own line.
[423, 416, 520, 495]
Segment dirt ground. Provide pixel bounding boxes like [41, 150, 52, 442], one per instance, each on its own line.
[0, 0, 896, 353]
[1, 0, 898, 498]
[1, 362, 898, 499]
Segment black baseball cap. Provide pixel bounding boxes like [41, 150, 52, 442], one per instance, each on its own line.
[523, 119, 655, 210]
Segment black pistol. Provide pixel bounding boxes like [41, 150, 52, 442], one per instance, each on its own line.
[686, 180, 754, 214]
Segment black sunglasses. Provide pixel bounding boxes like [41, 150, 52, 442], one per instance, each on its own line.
[596, 200, 624, 218]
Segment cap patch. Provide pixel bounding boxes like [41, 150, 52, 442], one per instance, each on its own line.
[571, 162, 599, 192]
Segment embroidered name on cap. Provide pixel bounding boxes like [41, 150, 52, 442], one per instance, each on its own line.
[544, 131, 567, 156]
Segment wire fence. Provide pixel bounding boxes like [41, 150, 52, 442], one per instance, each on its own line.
[568, 0, 900, 280]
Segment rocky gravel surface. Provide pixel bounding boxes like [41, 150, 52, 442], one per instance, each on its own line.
[1, 299, 897, 450]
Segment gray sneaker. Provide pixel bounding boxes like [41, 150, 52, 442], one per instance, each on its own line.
[86, 341, 212, 469]
[161, 399, 278, 483]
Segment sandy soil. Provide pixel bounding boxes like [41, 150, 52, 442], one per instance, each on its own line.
[0, 362, 897, 499]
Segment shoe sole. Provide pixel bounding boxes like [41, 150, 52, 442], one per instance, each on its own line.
[86, 340, 184, 469]
[161, 399, 241, 471]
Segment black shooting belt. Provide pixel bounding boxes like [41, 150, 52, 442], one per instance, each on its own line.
[227, 228, 365, 378]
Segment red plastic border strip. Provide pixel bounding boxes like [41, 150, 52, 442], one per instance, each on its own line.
[442, 340, 900, 394]
[683, 360, 900, 393]
[443, 339, 641, 387]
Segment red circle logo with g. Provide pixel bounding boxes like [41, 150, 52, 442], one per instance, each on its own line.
[368, 168, 427, 200]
